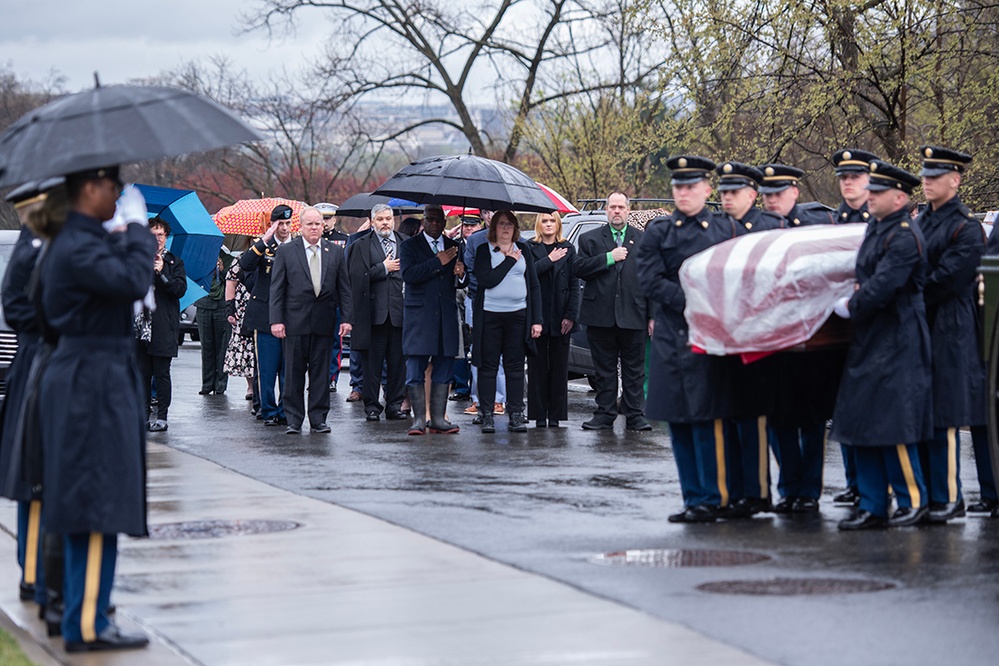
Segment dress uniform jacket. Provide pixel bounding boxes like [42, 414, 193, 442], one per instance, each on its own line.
[573, 225, 650, 330]
[239, 237, 282, 332]
[916, 195, 987, 427]
[400, 233, 462, 357]
[0, 227, 43, 502]
[347, 230, 404, 351]
[38, 214, 157, 536]
[635, 209, 740, 422]
[835, 201, 871, 225]
[783, 203, 834, 228]
[732, 207, 784, 234]
[831, 209, 933, 446]
[146, 250, 186, 357]
[528, 240, 580, 335]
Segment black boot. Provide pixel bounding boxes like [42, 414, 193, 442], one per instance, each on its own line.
[407, 385, 427, 436]
[481, 410, 495, 433]
[428, 383, 459, 434]
[508, 411, 528, 432]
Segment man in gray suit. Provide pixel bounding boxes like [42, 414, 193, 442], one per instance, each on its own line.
[348, 204, 407, 421]
[270, 207, 353, 434]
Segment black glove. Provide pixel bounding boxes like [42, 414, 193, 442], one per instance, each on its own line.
[225, 299, 236, 319]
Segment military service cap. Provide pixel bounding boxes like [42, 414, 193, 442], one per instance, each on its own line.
[919, 146, 971, 178]
[3, 177, 64, 207]
[313, 202, 338, 219]
[715, 162, 762, 191]
[667, 155, 715, 185]
[270, 204, 294, 221]
[865, 160, 920, 194]
[832, 149, 879, 175]
[758, 164, 803, 194]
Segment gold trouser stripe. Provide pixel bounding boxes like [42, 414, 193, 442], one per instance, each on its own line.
[896, 444, 922, 509]
[947, 427, 959, 503]
[756, 416, 768, 499]
[714, 419, 729, 507]
[81, 533, 103, 643]
[24, 501, 41, 585]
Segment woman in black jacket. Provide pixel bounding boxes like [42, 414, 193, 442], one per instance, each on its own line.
[527, 212, 580, 427]
[472, 210, 542, 433]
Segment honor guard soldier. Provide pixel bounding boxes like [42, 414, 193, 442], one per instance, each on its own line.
[635, 156, 739, 523]
[831, 160, 931, 530]
[915, 146, 987, 523]
[829, 149, 879, 505]
[716, 162, 783, 517]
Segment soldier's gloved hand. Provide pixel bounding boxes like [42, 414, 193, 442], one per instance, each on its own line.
[833, 296, 851, 319]
[116, 185, 148, 227]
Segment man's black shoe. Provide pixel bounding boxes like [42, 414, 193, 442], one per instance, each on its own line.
[837, 510, 887, 531]
[18, 581, 34, 601]
[481, 413, 495, 434]
[791, 497, 819, 513]
[833, 488, 860, 505]
[626, 418, 653, 431]
[311, 423, 331, 433]
[198, 389, 212, 395]
[329, 382, 337, 393]
[285, 425, 302, 435]
[263, 417, 282, 426]
[773, 497, 795, 514]
[888, 505, 928, 527]
[967, 498, 998, 513]
[581, 418, 614, 430]
[448, 392, 470, 401]
[548, 419, 560, 428]
[366, 413, 380, 422]
[668, 505, 718, 523]
[927, 501, 966, 523]
[728, 497, 773, 518]
[385, 410, 409, 420]
[64, 623, 149, 653]
[508, 412, 528, 432]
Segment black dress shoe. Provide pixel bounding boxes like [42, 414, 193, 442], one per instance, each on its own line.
[385, 410, 409, 420]
[773, 497, 795, 514]
[548, 419, 560, 428]
[448, 392, 470, 401]
[668, 504, 719, 523]
[927, 500, 966, 523]
[535, 420, 547, 428]
[838, 510, 887, 531]
[833, 488, 860, 505]
[198, 389, 212, 395]
[626, 418, 653, 431]
[263, 417, 282, 426]
[311, 423, 331, 433]
[791, 497, 819, 513]
[65, 623, 149, 653]
[967, 498, 998, 513]
[366, 413, 380, 422]
[285, 425, 302, 435]
[888, 505, 929, 527]
[18, 581, 34, 601]
[582, 418, 614, 430]
[727, 497, 773, 518]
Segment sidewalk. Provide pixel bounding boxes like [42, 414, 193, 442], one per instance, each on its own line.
[0, 442, 769, 665]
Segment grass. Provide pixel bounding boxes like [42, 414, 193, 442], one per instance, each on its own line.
[0, 626, 35, 666]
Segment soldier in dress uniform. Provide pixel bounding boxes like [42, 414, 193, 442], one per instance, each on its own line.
[914, 146, 986, 523]
[831, 160, 932, 530]
[715, 162, 783, 518]
[829, 148, 879, 506]
[635, 156, 739, 523]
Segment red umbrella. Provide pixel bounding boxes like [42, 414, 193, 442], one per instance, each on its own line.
[213, 198, 306, 235]
[442, 205, 481, 217]
[536, 183, 578, 214]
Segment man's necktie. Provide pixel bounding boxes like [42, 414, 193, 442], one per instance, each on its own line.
[309, 246, 321, 296]
[433, 239, 440, 253]
[382, 236, 394, 259]
[615, 230, 624, 247]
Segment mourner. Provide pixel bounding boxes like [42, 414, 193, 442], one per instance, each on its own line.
[635, 157, 739, 523]
[316, 202, 349, 393]
[831, 160, 932, 530]
[915, 146, 986, 523]
[573, 192, 652, 431]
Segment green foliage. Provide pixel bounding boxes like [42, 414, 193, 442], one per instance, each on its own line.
[0, 627, 36, 666]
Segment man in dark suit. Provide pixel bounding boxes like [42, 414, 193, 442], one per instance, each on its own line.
[573, 192, 652, 431]
[270, 207, 353, 434]
[317, 202, 350, 393]
[348, 203, 407, 421]
[240, 205, 294, 426]
[400, 204, 466, 435]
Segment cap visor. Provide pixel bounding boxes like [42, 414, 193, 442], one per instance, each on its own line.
[758, 184, 792, 194]
[919, 167, 953, 178]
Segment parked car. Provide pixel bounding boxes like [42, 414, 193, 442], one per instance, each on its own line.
[179, 304, 199, 344]
[0, 230, 21, 396]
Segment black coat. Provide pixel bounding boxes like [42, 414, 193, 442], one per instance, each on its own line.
[38, 214, 156, 536]
[731, 206, 784, 234]
[400, 233, 463, 357]
[573, 224, 650, 330]
[916, 195, 987, 427]
[470, 240, 543, 366]
[634, 209, 741, 422]
[835, 201, 872, 225]
[831, 209, 933, 447]
[528, 239, 580, 336]
[269, 238, 352, 336]
[239, 236, 285, 332]
[347, 230, 404, 350]
[146, 250, 186, 357]
[782, 203, 834, 228]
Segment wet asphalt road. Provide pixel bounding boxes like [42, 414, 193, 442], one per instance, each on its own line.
[161, 344, 999, 666]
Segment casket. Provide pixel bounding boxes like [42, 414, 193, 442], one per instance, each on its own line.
[679, 223, 867, 356]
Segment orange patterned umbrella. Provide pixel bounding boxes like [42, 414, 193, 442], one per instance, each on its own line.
[212, 197, 306, 235]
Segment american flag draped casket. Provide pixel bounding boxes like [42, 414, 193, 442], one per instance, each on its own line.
[679, 223, 867, 356]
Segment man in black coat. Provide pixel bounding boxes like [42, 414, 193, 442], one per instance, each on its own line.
[318, 202, 350, 393]
[270, 207, 353, 434]
[348, 203, 407, 421]
[240, 205, 294, 426]
[573, 192, 652, 431]
[136, 217, 187, 432]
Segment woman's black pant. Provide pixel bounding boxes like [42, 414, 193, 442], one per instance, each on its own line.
[136, 344, 173, 420]
[527, 332, 569, 421]
[479, 309, 526, 414]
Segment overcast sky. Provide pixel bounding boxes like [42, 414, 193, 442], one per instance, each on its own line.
[3, 1, 331, 91]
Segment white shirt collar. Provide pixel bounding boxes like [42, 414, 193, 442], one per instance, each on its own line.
[302, 237, 321, 252]
[423, 231, 443, 248]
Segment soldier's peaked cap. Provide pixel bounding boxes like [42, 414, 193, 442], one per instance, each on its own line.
[865, 160, 920, 194]
[715, 162, 763, 191]
[919, 146, 971, 178]
[666, 155, 715, 185]
[757, 164, 803, 194]
[833, 149, 879, 175]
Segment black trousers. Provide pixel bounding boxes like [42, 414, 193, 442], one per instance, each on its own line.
[479, 309, 527, 414]
[585, 325, 646, 422]
[284, 333, 333, 428]
[527, 333, 569, 421]
[136, 345, 172, 420]
[198, 307, 230, 393]
[361, 322, 405, 415]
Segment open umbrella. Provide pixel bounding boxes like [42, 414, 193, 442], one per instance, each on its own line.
[536, 183, 578, 214]
[0, 84, 263, 188]
[213, 198, 306, 235]
[374, 154, 555, 213]
[336, 192, 422, 218]
[136, 184, 223, 310]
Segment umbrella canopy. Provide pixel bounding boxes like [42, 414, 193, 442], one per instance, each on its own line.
[0, 84, 263, 188]
[136, 184, 223, 310]
[213, 198, 306, 235]
[374, 154, 555, 213]
[336, 192, 422, 218]
[442, 206, 481, 217]
[536, 183, 578, 214]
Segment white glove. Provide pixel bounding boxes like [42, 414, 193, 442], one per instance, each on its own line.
[116, 185, 148, 227]
[103, 209, 126, 233]
[833, 296, 851, 319]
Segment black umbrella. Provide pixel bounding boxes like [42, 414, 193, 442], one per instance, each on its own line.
[0, 84, 263, 188]
[336, 192, 423, 217]
[373, 153, 555, 213]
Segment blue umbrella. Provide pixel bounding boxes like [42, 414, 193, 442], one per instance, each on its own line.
[136, 184, 223, 310]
